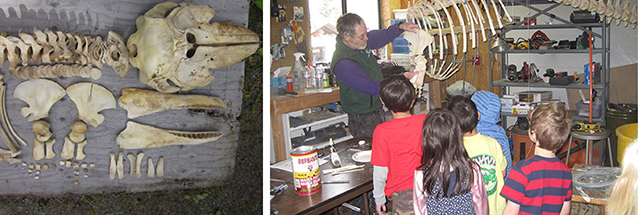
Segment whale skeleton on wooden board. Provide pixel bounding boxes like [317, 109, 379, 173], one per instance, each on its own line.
[404, 0, 636, 89]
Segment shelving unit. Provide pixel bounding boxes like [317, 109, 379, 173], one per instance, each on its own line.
[284, 109, 352, 151]
[489, 0, 610, 126]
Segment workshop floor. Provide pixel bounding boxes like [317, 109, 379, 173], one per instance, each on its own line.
[0, 2, 263, 214]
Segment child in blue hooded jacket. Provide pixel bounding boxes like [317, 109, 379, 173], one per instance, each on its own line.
[471, 91, 512, 175]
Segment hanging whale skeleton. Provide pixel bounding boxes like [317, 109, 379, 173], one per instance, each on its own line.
[404, 0, 636, 89]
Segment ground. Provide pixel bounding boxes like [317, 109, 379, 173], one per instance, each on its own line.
[0, 1, 263, 215]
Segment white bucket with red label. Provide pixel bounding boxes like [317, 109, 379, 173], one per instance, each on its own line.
[290, 146, 321, 195]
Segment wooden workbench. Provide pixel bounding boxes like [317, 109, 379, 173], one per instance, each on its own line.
[271, 88, 341, 162]
[0, 0, 251, 197]
[270, 137, 373, 215]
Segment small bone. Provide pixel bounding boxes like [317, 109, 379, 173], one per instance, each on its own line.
[76, 140, 87, 160]
[127, 153, 136, 177]
[60, 137, 75, 160]
[45, 30, 63, 62]
[32, 138, 45, 161]
[136, 152, 145, 178]
[69, 121, 87, 143]
[147, 157, 155, 178]
[109, 152, 116, 180]
[18, 33, 43, 63]
[0, 36, 22, 70]
[117, 151, 124, 179]
[157, 156, 164, 177]
[45, 139, 56, 159]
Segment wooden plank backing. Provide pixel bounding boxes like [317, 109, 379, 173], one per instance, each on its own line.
[0, 0, 251, 197]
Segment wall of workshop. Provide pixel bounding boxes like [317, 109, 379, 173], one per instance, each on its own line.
[270, 0, 312, 76]
[503, 4, 638, 127]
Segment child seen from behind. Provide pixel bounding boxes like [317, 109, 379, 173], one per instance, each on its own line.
[371, 75, 427, 215]
[413, 108, 488, 215]
[448, 95, 507, 215]
[500, 103, 573, 215]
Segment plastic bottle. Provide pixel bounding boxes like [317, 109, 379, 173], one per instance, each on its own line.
[292, 53, 306, 91]
[308, 65, 317, 88]
[286, 75, 294, 91]
[323, 72, 330, 88]
[315, 66, 324, 90]
[303, 66, 312, 89]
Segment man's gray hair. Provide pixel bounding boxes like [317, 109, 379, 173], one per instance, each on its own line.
[336, 13, 364, 39]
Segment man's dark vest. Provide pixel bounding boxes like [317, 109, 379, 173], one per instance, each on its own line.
[330, 35, 383, 114]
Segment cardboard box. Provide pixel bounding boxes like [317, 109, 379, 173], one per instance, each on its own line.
[501, 97, 514, 113]
[511, 104, 533, 115]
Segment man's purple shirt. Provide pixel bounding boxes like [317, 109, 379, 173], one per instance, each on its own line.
[334, 24, 403, 97]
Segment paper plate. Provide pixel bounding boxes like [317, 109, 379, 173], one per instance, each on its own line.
[352, 150, 372, 163]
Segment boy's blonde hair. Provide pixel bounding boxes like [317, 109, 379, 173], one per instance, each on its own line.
[529, 103, 572, 152]
[607, 141, 638, 215]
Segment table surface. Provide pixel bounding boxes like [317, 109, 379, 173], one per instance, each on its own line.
[270, 137, 373, 215]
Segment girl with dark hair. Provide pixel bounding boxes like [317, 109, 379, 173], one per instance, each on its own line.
[413, 108, 488, 215]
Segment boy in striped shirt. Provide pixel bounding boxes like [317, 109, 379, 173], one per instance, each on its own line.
[500, 103, 573, 215]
